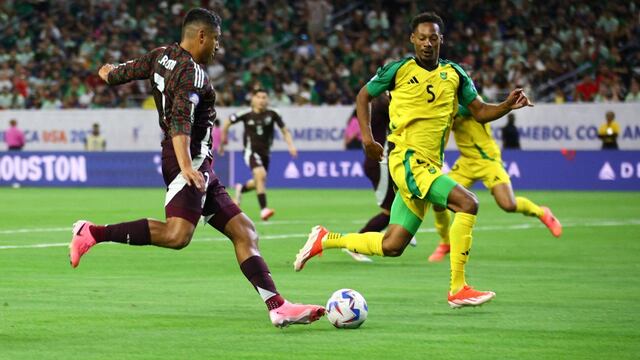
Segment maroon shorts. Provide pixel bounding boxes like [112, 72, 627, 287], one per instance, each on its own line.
[162, 145, 241, 231]
[364, 158, 395, 211]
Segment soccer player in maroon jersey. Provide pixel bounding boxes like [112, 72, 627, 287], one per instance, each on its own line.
[219, 89, 297, 221]
[68, 8, 324, 328]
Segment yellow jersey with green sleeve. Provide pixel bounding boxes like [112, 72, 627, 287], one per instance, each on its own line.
[453, 105, 502, 161]
[366, 57, 478, 167]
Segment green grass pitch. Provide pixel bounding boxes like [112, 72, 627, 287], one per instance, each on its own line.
[1, 188, 639, 359]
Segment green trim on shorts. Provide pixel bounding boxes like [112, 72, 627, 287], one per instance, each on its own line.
[426, 174, 458, 208]
[389, 192, 422, 236]
[473, 143, 495, 161]
[403, 149, 422, 198]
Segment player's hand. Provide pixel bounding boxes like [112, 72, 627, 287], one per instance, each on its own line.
[218, 144, 225, 156]
[506, 88, 534, 110]
[289, 147, 298, 158]
[363, 140, 384, 162]
[182, 168, 205, 191]
[98, 64, 115, 83]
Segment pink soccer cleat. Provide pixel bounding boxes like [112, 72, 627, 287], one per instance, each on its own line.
[294, 225, 328, 271]
[428, 243, 451, 262]
[69, 220, 97, 268]
[260, 208, 275, 221]
[539, 206, 562, 237]
[269, 301, 325, 328]
[447, 285, 496, 309]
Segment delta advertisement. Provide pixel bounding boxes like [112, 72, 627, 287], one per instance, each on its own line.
[1, 150, 638, 190]
[0, 104, 639, 151]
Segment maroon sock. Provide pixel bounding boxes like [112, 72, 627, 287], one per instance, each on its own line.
[359, 212, 391, 233]
[102, 219, 151, 245]
[239, 255, 284, 310]
[89, 225, 106, 242]
[257, 193, 267, 209]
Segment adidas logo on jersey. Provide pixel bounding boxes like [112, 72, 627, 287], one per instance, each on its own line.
[407, 76, 419, 84]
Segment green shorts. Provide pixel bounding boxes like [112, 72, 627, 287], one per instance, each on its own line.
[389, 174, 457, 235]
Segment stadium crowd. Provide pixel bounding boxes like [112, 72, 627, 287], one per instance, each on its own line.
[0, 0, 638, 109]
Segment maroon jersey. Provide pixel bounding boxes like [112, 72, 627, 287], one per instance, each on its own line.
[230, 108, 285, 155]
[108, 43, 216, 159]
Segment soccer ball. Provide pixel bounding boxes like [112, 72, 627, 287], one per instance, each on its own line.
[326, 288, 368, 329]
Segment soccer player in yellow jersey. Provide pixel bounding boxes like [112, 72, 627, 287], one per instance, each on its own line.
[294, 12, 533, 308]
[428, 104, 563, 262]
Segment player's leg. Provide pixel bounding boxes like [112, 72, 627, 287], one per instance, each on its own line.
[428, 162, 473, 262]
[294, 192, 422, 271]
[203, 179, 324, 327]
[250, 153, 274, 221]
[293, 147, 423, 270]
[345, 161, 395, 262]
[234, 179, 255, 205]
[69, 161, 209, 267]
[360, 160, 393, 233]
[485, 164, 562, 237]
[443, 180, 495, 307]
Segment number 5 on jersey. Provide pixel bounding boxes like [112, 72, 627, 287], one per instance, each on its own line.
[426, 84, 435, 103]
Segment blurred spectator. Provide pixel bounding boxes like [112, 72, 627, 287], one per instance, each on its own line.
[625, 78, 640, 102]
[5, 119, 25, 151]
[85, 123, 106, 151]
[553, 88, 566, 104]
[270, 84, 292, 107]
[344, 109, 362, 150]
[0, 1, 637, 108]
[574, 74, 598, 102]
[501, 114, 520, 150]
[598, 111, 620, 150]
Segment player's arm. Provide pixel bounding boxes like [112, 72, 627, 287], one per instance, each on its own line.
[218, 117, 235, 156]
[98, 47, 163, 85]
[467, 90, 533, 124]
[168, 67, 204, 190]
[356, 61, 402, 161]
[274, 111, 297, 158]
[280, 127, 297, 158]
[356, 86, 383, 161]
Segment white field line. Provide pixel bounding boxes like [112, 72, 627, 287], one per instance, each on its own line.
[0, 219, 638, 250]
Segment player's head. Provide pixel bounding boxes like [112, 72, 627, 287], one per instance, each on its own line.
[410, 12, 444, 66]
[605, 111, 615, 122]
[9, 119, 17, 127]
[92, 123, 100, 135]
[251, 88, 269, 111]
[181, 8, 222, 64]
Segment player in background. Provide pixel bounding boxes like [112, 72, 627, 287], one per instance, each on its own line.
[68, 8, 324, 328]
[219, 89, 297, 221]
[344, 92, 416, 263]
[428, 103, 562, 262]
[294, 12, 532, 308]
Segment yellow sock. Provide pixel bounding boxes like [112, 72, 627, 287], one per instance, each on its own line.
[434, 210, 451, 245]
[449, 212, 476, 294]
[516, 197, 544, 217]
[323, 232, 384, 256]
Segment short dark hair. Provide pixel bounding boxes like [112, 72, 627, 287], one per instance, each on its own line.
[411, 12, 444, 33]
[253, 88, 268, 96]
[182, 8, 221, 38]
